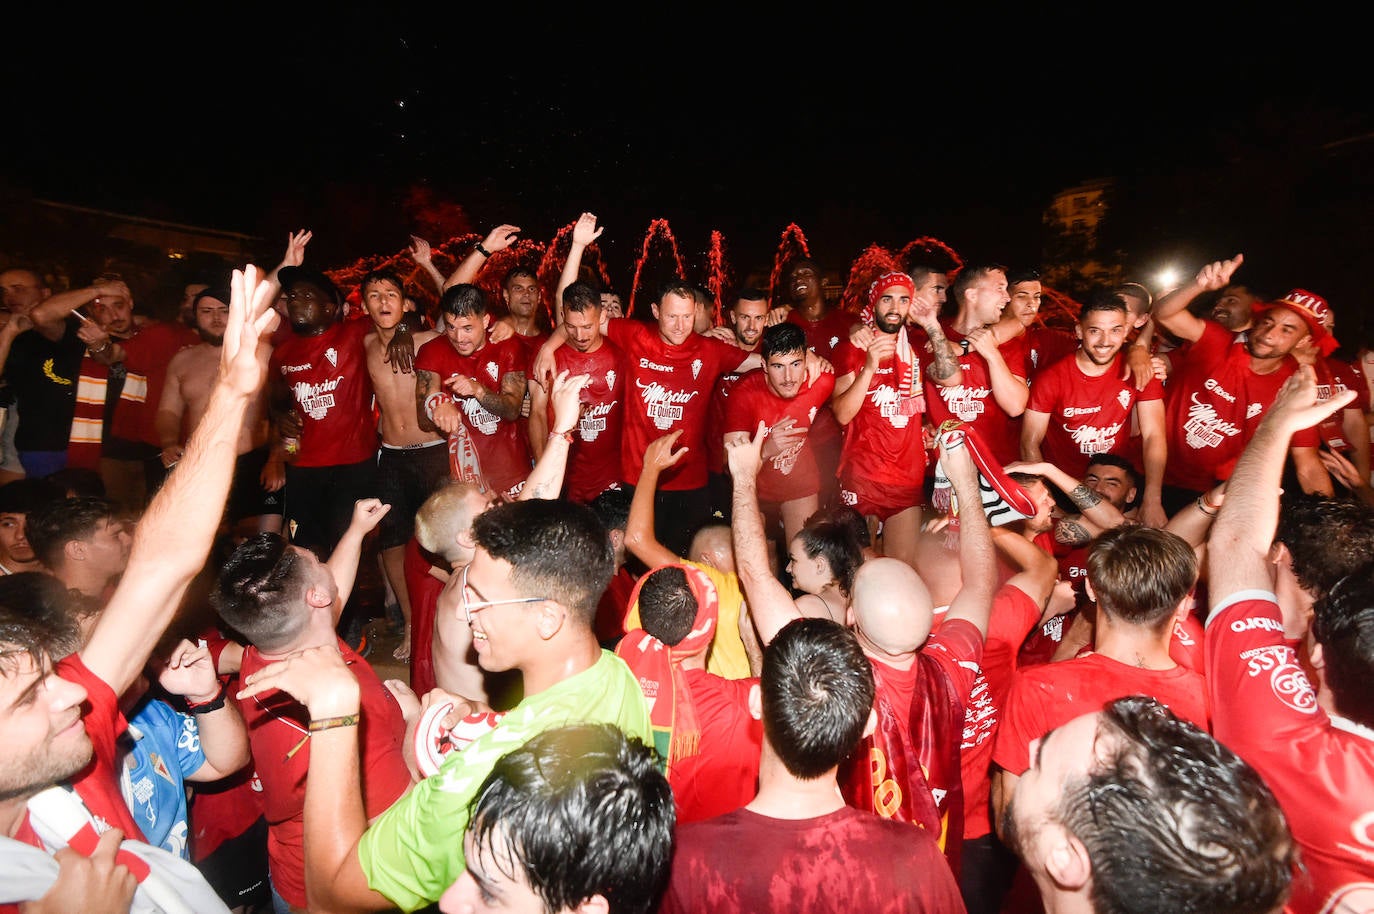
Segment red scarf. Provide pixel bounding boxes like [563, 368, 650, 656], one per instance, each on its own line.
[840, 654, 967, 874]
[615, 563, 718, 768]
[66, 352, 110, 470]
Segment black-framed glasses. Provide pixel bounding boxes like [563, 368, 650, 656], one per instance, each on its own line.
[458, 563, 545, 625]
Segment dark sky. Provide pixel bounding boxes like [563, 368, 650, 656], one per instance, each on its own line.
[5, 12, 1371, 305]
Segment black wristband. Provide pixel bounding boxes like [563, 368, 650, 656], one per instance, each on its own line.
[474, 242, 491, 258]
[186, 680, 228, 714]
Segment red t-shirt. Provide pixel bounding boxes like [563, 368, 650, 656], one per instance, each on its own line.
[414, 334, 533, 497]
[1314, 354, 1368, 452]
[113, 319, 199, 445]
[236, 638, 410, 909]
[663, 806, 966, 914]
[269, 320, 378, 467]
[723, 369, 835, 504]
[671, 669, 762, 825]
[1027, 351, 1164, 480]
[594, 565, 638, 646]
[706, 364, 752, 474]
[1024, 326, 1080, 381]
[1207, 594, 1374, 914]
[549, 340, 626, 504]
[1163, 321, 1316, 491]
[786, 308, 855, 362]
[924, 321, 1028, 468]
[831, 339, 929, 489]
[405, 536, 447, 697]
[951, 583, 1044, 841]
[992, 651, 1210, 776]
[606, 319, 746, 491]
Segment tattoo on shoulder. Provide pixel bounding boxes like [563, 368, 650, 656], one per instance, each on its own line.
[1055, 519, 1092, 547]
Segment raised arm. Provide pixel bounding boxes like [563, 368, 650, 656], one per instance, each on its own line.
[624, 431, 689, 570]
[554, 213, 603, 326]
[940, 431, 997, 637]
[519, 370, 589, 501]
[909, 295, 961, 388]
[1208, 365, 1354, 608]
[966, 326, 1028, 417]
[326, 499, 392, 614]
[444, 224, 520, 289]
[727, 422, 804, 646]
[408, 234, 448, 296]
[1153, 253, 1243, 344]
[81, 264, 278, 697]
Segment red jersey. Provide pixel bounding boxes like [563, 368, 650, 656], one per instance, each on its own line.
[671, 669, 763, 825]
[1314, 354, 1368, 453]
[405, 536, 447, 697]
[723, 369, 835, 504]
[606, 318, 747, 491]
[786, 307, 855, 361]
[1163, 321, 1316, 491]
[113, 319, 198, 445]
[1207, 594, 1374, 914]
[1027, 351, 1164, 480]
[952, 583, 1044, 841]
[415, 334, 533, 497]
[269, 320, 378, 467]
[236, 638, 410, 909]
[924, 321, 1028, 467]
[992, 651, 1210, 776]
[831, 339, 929, 490]
[549, 339, 625, 504]
[706, 363, 752, 474]
[1024, 326, 1080, 381]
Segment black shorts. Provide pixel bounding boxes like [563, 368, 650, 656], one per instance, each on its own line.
[228, 446, 285, 522]
[195, 815, 270, 910]
[376, 440, 450, 550]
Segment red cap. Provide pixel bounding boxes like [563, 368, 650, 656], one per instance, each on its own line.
[1267, 289, 1337, 356]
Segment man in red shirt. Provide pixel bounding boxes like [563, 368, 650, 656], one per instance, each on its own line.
[0, 263, 279, 912]
[706, 287, 769, 519]
[1153, 254, 1333, 513]
[724, 322, 835, 546]
[212, 499, 410, 914]
[831, 271, 959, 569]
[415, 284, 532, 500]
[1207, 366, 1374, 914]
[1021, 289, 1169, 527]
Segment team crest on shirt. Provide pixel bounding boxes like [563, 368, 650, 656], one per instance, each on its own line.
[828, 335, 840, 350]
[1117, 390, 1132, 410]
[1240, 643, 1317, 715]
[606, 369, 616, 389]
[325, 347, 338, 367]
[1247, 401, 1263, 419]
[486, 361, 499, 382]
[691, 358, 702, 379]
[808, 406, 818, 422]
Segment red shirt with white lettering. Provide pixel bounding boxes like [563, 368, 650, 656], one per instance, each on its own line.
[606, 319, 746, 491]
[787, 308, 854, 361]
[549, 339, 626, 504]
[832, 339, 930, 490]
[1027, 351, 1164, 480]
[269, 320, 377, 467]
[924, 321, 1028, 467]
[1207, 594, 1374, 914]
[415, 335, 533, 497]
[1163, 320, 1316, 491]
[723, 369, 835, 504]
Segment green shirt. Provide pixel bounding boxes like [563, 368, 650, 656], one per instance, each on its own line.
[357, 650, 651, 911]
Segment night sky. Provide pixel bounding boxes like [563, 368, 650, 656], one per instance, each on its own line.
[5, 12, 1371, 313]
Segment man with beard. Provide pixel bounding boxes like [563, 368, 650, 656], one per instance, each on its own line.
[705, 287, 771, 520]
[158, 287, 284, 539]
[830, 271, 959, 568]
[1152, 254, 1333, 514]
[1020, 290, 1168, 527]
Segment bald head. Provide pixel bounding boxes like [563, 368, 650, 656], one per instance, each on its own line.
[850, 558, 934, 655]
[688, 524, 736, 574]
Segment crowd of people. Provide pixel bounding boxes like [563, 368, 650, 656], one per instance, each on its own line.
[0, 211, 1371, 914]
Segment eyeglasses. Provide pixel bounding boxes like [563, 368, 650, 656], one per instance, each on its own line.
[458, 564, 545, 624]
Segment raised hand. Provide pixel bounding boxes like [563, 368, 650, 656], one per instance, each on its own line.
[282, 229, 313, 269]
[571, 212, 603, 247]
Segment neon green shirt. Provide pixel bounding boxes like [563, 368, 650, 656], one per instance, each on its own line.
[357, 650, 651, 911]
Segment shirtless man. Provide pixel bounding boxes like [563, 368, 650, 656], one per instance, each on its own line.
[157, 287, 284, 540]
[360, 267, 446, 663]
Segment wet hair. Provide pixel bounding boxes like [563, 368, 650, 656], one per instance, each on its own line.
[1084, 454, 1142, 509]
[360, 267, 406, 298]
[1080, 286, 1129, 319]
[589, 487, 632, 534]
[1086, 526, 1197, 631]
[795, 520, 863, 598]
[503, 266, 538, 290]
[807, 505, 872, 551]
[761, 617, 874, 779]
[656, 278, 696, 306]
[467, 723, 674, 914]
[439, 283, 489, 319]
[1275, 493, 1374, 599]
[472, 500, 613, 624]
[0, 572, 89, 660]
[735, 287, 768, 306]
[637, 566, 696, 646]
[761, 322, 806, 361]
[563, 279, 601, 314]
[1057, 696, 1293, 914]
[1311, 564, 1374, 728]
[0, 607, 71, 677]
[211, 533, 312, 652]
[0, 478, 64, 517]
[1006, 267, 1043, 286]
[25, 496, 120, 569]
[413, 481, 484, 565]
